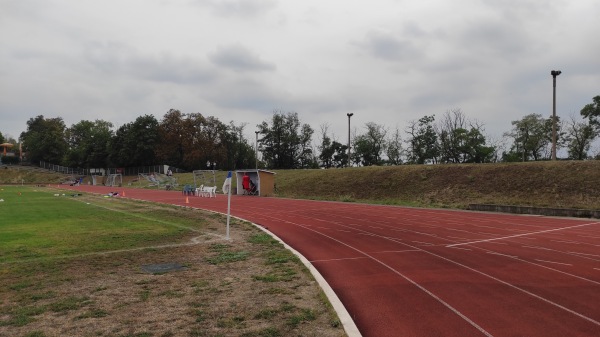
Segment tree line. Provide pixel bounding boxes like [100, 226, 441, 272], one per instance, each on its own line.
[2, 95, 599, 171]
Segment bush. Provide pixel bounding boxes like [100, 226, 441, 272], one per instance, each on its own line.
[0, 156, 20, 165]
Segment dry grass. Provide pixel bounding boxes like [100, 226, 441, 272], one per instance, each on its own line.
[0, 167, 67, 185]
[272, 161, 600, 210]
[0, 195, 346, 337]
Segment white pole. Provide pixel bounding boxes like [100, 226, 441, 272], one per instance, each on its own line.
[226, 171, 232, 240]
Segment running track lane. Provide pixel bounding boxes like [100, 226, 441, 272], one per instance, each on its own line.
[59, 185, 600, 337]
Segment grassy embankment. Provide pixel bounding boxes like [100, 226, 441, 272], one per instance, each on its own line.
[272, 161, 600, 210]
[2, 160, 599, 210]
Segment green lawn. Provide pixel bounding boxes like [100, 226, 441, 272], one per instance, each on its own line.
[0, 186, 203, 263]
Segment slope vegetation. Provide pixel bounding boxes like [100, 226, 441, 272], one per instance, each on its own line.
[273, 161, 600, 210]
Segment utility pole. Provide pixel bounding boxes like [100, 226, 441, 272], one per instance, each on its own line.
[255, 131, 259, 169]
[347, 113, 353, 167]
[551, 70, 561, 161]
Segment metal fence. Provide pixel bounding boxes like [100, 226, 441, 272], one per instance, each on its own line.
[39, 161, 186, 176]
[39, 161, 87, 175]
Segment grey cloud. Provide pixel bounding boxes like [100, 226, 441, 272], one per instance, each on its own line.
[358, 30, 423, 62]
[193, 0, 276, 17]
[458, 20, 534, 58]
[480, 0, 562, 21]
[207, 78, 283, 112]
[83, 42, 216, 84]
[208, 44, 276, 72]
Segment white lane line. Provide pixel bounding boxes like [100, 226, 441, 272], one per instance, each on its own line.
[472, 225, 500, 230]
[552, 240, 579, 245]
[516, 245, 600, 263]
[569, 251, 600, 258]
[412, 241, 435, 246]
[446, 228, 472, 233]
[372, 250, 421, 254]
[447, 222, 600, 247]
[486, 252, 518, 259]
[449, 246, 472, 251]
[522, 245, 552, 251]
[310, 256, 369, 263]
[447, 236, 470, 240]
[476, 247, 600, 285]
[535, 259, 573, 266]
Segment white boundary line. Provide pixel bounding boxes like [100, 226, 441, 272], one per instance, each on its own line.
[446, 222, 600, 247]
[535, 259, 572, 266]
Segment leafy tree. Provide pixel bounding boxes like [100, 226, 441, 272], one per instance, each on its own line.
[330, 141, 349, 168]
[299, 123, 317, 168]
[437, 109, 495, 163]
[0, 131, 4, 144]
[186, 114, 228, 170]
[580, 95, 600, 133]
[352, 122, 387, 166]
[437, 109, 467, 163]
[503, 114, 560, 161]
[19, 115, 68, 164]
[65, 120, 113, 168]
[109, 115, 159, 167]
[406, 115, 439, 164]
[386, 126, 404, 165]
[156, 109, 187, 168]
[318, 125, 348, 168]
[318, 125, 335, 169]
[258, 111, 314, 169]
[222, 121, 256, 170]
[155, 110, 254, 171]
[564, 114, 596, 160]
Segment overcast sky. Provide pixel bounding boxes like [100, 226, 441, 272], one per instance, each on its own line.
[1, 0, 599, 151]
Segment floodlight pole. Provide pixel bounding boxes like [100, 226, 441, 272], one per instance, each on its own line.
[347, 113, 353, 167]
[255, 131, 259, 169]
[551, 70, 561, 160]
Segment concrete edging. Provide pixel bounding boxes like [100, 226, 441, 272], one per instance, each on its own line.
[254, 224, 362, 337]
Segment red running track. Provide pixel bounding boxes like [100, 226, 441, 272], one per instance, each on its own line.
[59, 185, 600, 337]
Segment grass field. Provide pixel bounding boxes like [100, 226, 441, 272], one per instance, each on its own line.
[0, 186, 345, 337]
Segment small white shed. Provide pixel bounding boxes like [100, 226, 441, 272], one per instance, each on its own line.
[235, 169, 276, 197]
